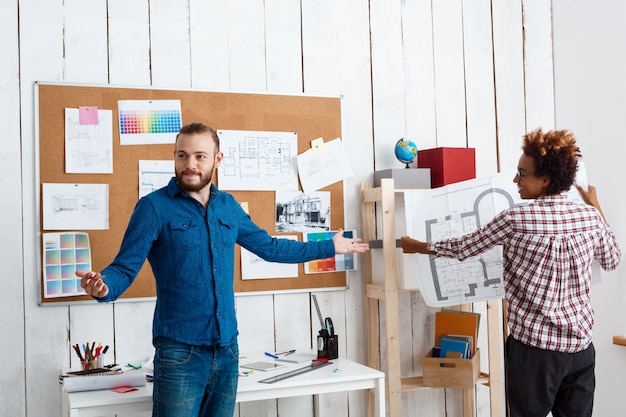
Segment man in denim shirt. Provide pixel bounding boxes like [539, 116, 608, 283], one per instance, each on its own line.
[77, 122, 369, 417]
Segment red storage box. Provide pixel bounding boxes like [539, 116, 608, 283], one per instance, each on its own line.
[417, 147, 476, 188]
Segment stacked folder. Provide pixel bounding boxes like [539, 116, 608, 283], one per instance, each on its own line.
[433, 309, 480, 359]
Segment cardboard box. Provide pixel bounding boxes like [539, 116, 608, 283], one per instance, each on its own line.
[374, 168, 431, 189]
[417, 147, 476, 188]
[422, 348, 480, 389]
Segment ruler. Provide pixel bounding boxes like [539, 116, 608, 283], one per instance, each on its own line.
[258, 361, 333, 384]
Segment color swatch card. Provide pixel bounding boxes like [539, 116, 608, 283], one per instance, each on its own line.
[118, 100, 182, 145]
[303, 230, 357, 274]
[43, 232, 91, 298]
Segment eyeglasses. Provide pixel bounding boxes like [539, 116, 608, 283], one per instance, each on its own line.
[515, 168, 535, 178]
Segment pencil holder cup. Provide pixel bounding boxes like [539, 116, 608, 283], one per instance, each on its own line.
[82, 356, 103, 370]
[317, 334, 339, 360]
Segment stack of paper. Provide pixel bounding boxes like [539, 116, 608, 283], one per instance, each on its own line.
[62, 369, 146, 392]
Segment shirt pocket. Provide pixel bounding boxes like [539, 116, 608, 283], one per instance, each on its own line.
[168, 220, 200, 250]
[217, 218, 237, 246]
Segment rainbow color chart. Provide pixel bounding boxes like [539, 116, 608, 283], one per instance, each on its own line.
[119, 109, 181, 135]
[43, 232, 91, 298]
[303, 230, 357, 274]
[118, 100, 182, 145]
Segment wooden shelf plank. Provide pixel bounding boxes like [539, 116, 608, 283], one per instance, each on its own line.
[613, 335, 626, 346]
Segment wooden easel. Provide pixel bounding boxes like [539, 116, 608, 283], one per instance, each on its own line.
[360, 178, 506, 417]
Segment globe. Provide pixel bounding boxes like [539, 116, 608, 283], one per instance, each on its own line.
[394, 138, 418, 168]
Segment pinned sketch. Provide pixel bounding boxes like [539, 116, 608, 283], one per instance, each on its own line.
[42, 232, 91, 298]
[118, 100, 182, 145]
[275, 190, 330, 233]
[65, 108, 113, 174]
[42, 183, 109, 230]
[216, 129, 298, 191]
[241, 235, 299, 280]
[303, 230, 358, 274]
[297, 138, 354, 194]
[403, 169, 598, 307]
[139, 160, 174, 198]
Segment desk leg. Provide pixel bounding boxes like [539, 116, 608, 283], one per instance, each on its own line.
[61, 390, 76, 417]
[375, 377, 386, 417]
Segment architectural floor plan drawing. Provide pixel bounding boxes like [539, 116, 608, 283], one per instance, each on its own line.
[403, 167, 595, 306]
[216, 129, 298, 191]
[404, 171, 523, 306]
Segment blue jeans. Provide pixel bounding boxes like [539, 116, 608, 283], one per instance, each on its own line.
[152, 337, 239, 417]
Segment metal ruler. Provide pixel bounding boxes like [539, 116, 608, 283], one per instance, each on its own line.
[258, 361, 333, 384]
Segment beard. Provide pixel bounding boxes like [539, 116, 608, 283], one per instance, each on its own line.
[175, 169, 213, 193]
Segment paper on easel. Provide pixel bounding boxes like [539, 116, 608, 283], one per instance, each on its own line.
[63, 370, 146, 392]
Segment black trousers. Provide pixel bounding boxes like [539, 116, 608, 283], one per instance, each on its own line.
[505, 336, 595, 417]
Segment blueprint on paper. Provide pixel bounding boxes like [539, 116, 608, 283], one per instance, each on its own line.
[403, 167, 596, 307]
[216, 129, 298, 191]
[403, 171, 522, 306]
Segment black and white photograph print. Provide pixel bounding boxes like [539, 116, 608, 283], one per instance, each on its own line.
[275, 190, 330, 233]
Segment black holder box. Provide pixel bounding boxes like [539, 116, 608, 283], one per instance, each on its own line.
[317, 334, 339, 360]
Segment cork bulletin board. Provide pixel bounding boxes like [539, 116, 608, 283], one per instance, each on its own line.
[36, 82, 345, 305]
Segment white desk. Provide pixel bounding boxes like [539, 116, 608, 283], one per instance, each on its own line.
[63, 357, 385, 417]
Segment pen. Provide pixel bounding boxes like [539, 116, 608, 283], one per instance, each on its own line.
[276, 349, 296, 356]
[264, 352, 279, 359]
[73, 344, 83, 361]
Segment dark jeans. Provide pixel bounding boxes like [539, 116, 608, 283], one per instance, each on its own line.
[505, 336, 595, 417]
[153, 337, 239, 417]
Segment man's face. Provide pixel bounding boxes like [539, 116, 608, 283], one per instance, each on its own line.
[174, 132, 223, 193]
[513, 153, 549, 199]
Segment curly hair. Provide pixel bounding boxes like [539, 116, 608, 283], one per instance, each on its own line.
[522, 128, 581, 195]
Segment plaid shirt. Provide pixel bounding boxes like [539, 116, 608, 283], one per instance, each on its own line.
[429, 194, 621, 353]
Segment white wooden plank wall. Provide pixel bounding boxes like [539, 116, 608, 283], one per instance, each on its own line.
[4, 1, 558, 416]
[0, 0, 25, 415]
[402, 0, 438, 154]
[189, 0, 231, 90]
[522, 1, 556, 131]
[492, 0, 527, 171]
[108, 0, 151, 86]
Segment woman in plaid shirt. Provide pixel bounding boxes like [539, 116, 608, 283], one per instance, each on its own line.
[402, 128, 621, 417]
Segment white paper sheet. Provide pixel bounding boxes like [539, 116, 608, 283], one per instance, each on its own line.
[118, 99, 182, 145]
[65, 108, 113, 174]
[297, 138, 354, 194]
[241, 235, 299, 280]
[216, 129, 299, 191]
[42, 183, 109, 230]
[138, 160, 174, 198]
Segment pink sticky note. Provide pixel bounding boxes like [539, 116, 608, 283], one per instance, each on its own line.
[112, 386, 138, 393]
[79, 106, 99, 125]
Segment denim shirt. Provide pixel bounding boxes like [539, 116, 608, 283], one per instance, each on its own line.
[99, 178, 335, 346]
